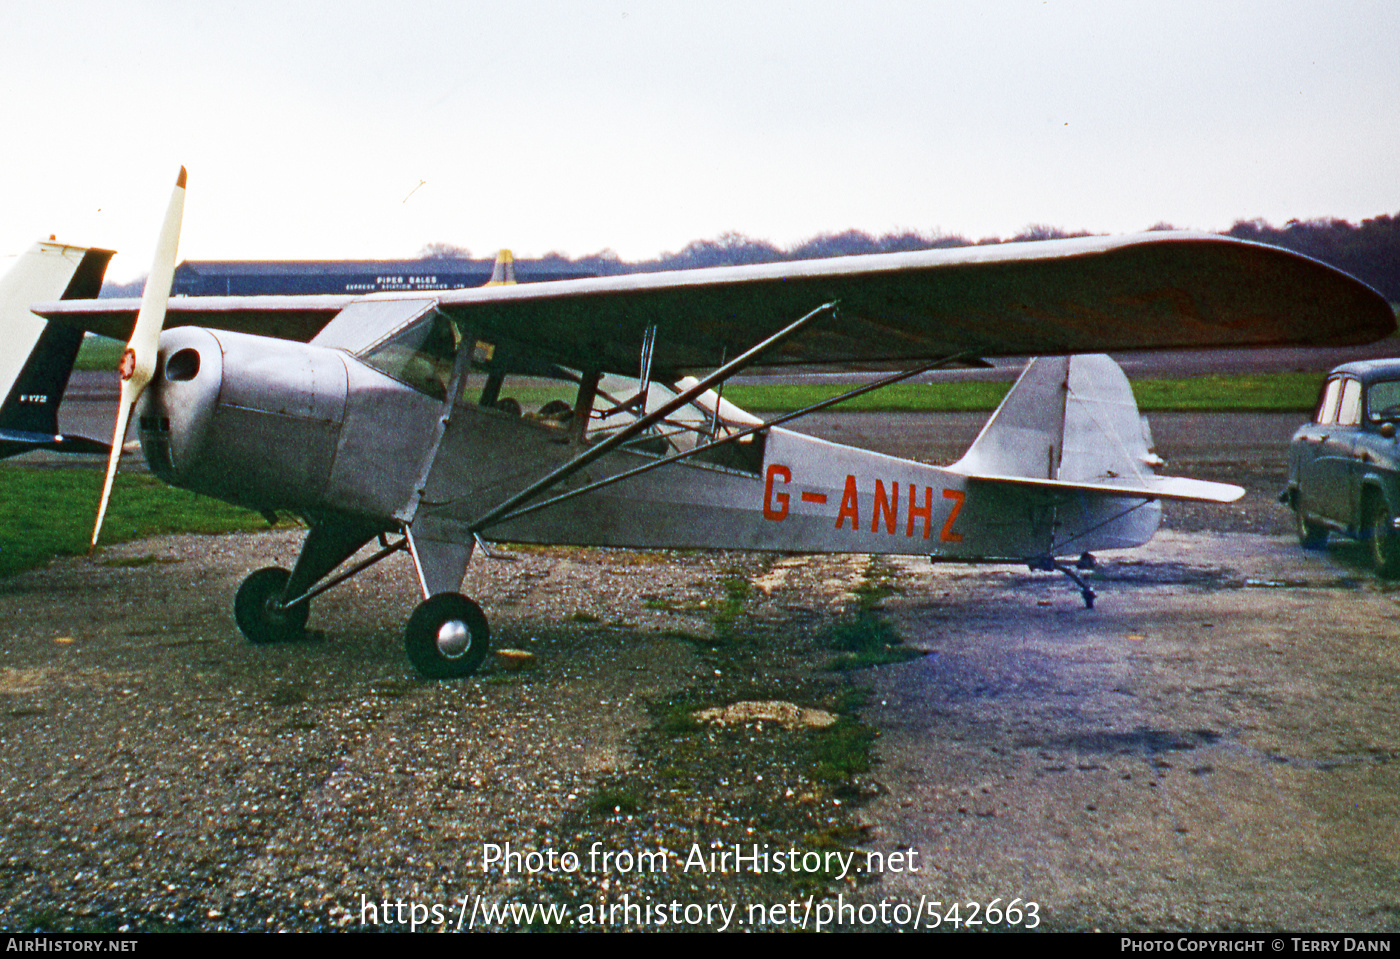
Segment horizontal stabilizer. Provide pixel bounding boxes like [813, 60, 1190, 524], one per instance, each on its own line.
[0, 428, 110, 457]
[967, 472, 1244, 504]
[952, 353, 1243, 504]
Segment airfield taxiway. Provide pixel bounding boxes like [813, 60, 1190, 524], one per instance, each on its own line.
[3, 403, 1399, 931]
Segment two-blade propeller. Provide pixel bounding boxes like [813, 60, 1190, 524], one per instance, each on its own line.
[90, 167, 186, 551]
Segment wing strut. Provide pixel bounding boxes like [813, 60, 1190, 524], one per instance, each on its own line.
[466, 300, 837, 534]
[638, 323, 657, 399]
[475, 351, 980, 532]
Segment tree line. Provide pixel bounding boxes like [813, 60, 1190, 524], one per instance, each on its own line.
[426, 214, 1399, 302]
[535, 216, 1400, 302]
[102, 213, 1400, 302]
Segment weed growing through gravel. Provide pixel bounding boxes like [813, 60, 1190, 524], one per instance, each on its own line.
[499, 555, 910, 925]
[587, 788, 642, 816]
[828, 558, 924, 671]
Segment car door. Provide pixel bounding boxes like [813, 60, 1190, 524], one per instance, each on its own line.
[1317, 376, 1363, 523]
[1354, 379, 1400, 518]
[1293, 376, 1343, 520]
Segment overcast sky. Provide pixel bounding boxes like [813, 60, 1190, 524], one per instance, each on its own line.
[1, 0, 1396, 279]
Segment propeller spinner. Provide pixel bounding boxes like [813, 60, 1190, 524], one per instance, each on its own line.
[91, 167, 186, 550]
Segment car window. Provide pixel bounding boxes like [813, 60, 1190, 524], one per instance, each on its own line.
[1367, 380, 1400, 423]
[1338, 378, 1362, 426]
[1316, 377, 1342, 424]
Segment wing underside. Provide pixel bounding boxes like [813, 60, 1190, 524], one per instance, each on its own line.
[34, 233, 1394, 376]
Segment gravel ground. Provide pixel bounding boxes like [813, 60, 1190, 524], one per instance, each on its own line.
[5, 410, 1396, 933]
[0, 533, 884, 932]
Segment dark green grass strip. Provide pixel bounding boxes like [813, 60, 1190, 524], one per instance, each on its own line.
[725, 372, 1327, 414]
[0, 467, 274, 577]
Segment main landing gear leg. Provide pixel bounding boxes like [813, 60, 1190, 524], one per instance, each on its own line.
[404, 594, 490, 679]
[232, 518, 383, 644]
[1028, 554, 1098, 609]
[402, 527, 489, 679]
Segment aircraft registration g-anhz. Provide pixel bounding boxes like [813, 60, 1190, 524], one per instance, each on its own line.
[29, 170, 1395, 677]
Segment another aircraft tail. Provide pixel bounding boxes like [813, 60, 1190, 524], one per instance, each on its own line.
[949, 354, 1242, 504]
[484, 249, 516, 286]
[0, 241, 115, 458]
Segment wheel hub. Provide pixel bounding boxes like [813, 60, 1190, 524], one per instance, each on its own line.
[436, 620, 471, 659]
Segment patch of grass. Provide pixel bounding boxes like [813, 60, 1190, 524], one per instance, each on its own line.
[710, 576, 753, 632]
[587, 787, 642, 816]
[16, 908, 124, 933]
[726, 371, 1329, 414]
[826, 558, 923, 670]
[722, 576, 752, 605]
[852, 558, 902, 610]
[567, 611, 602, 623]
[267, 687, 308, 707]
[812, 718, 876, 781]
[0, 466, 277, 578]
[73, 335, 125, 373]
[651, 694, 703, 735]
[827, 611, 925, 671]
[659, 629, 726, 649]
[831, 610, 901, 651]
[726, 381, 1011, 413]
[1129, 372, 1325, 412]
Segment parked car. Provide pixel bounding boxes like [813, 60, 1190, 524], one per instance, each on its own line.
[1284, 360, 1400, 576]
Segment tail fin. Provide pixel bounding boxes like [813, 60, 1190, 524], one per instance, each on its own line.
[0, 241, 115, 458]
[951, 354, 1241, 503]
[484, 249, 516, 286]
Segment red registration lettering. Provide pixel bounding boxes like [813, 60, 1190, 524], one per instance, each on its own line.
[908, 485, 933, 539]
[764, 464, 791, 521]
[835, 475, 860, 530]
[872, 479, 899, 534]
[940, 488, 965, 542]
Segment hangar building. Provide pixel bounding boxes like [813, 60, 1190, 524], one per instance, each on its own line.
[169, 258, 592, 296]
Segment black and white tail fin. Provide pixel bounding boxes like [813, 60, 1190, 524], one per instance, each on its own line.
[951, 354, 1242, 503]
[0, 241, 115, 459]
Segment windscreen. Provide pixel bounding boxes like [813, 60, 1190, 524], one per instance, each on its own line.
[359, 310, 463, 400]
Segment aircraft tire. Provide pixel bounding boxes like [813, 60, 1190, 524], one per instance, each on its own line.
[234, 566, 309, 643]
[404, 593, 490, 679]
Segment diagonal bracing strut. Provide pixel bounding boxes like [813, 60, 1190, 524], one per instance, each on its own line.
[466, 300, 838, 534]
[476, 351, 982, 532]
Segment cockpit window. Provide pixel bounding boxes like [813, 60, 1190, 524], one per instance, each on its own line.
[359, 310, 463, 400]
[1367, 380, 1400, 423]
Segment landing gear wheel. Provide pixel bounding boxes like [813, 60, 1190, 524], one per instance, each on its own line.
[405, 593, 490, 679]
[1366, 498, 1400, 578]
[1294, 494, 1327, 550]
[234, 566, 309, 644]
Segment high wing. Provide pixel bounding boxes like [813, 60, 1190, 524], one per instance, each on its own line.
[34, 232, 1394, 375]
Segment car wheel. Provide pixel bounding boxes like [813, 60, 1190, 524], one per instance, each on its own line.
[1293, 494, 1327, 550]
[1366, 497, 1400, 578]
[405, 593, 490, 679]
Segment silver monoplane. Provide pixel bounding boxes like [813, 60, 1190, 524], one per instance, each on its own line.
[31, 171, 1395, 677]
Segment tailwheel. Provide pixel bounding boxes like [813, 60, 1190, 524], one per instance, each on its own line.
[404, 593, 490, 679]
[234, 566, 309, 644]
